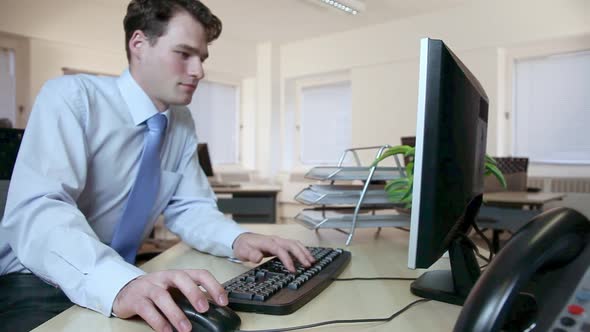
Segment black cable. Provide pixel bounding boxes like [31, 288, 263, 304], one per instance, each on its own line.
[236, 299, 430, 332]
[332, 277, 416, 281]
[459, 233, 490, 264]
[472, 223, 494, 262]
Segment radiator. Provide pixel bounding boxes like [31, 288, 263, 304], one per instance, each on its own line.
[529, 177, 590, 193]
[550, 178, 590, 193]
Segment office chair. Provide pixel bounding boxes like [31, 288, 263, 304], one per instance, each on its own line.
[479, 157, 543, 252]
[0, 128, 24, 218]
[483, 157, 539, 193]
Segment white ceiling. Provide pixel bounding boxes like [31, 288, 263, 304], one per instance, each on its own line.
[102, 0, 471, 44]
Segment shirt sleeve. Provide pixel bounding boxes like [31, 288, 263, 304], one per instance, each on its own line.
[162, 110, 247, 258]
[1, 77, 145, 316]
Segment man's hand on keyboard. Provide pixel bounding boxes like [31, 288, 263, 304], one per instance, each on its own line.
[232, 233, 316, 273]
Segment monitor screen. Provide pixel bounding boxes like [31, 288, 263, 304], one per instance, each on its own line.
[407, 38, 488, 305]
[197, 143, 215, 177]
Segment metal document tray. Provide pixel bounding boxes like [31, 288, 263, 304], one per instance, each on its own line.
[294, 209, 410, 229]
[294, 185, 392, 205]
[305, 166, 404, 181]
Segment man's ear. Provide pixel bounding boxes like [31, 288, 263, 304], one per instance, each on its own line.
[128, 30, 148, 62]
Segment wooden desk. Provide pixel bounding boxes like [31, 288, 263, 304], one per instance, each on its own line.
[33, 225, 462, 332]
[483, 192, 565, 210]
[213, 185, 280, 224]
[480, 192, 566, 252]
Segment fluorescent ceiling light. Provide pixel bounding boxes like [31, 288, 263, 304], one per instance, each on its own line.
[316, 0, 365, 15]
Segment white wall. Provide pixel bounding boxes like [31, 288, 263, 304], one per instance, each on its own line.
[0, 0, 257, 119]
[279, 0, 590, 176]
[1, 0, 589, 182]
[0, 32, 30, 128]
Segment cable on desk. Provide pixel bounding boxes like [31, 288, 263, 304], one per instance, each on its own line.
[332, 277, 417, 281]
[459, 233, 491, 265]
[236, 298, 431, 332]
[471, 222, 494, 262]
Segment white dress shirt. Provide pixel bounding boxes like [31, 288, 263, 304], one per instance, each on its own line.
[0, 69, 246, 316]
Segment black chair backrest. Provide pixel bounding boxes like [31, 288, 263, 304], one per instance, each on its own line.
[0, 128, 24, 180]
[484, 157, 529, 192]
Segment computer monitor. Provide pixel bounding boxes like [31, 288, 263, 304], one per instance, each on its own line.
[197, 143, 215, 177]
[407, 38, 488, 305]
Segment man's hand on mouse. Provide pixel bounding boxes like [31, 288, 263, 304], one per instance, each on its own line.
[113, 270, 226, 332]
[232, 233, 316, 272]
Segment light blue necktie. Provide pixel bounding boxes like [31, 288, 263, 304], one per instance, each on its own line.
[111, 113, 167, 263]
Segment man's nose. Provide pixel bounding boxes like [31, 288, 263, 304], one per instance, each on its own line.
[188, 58, 204, 80]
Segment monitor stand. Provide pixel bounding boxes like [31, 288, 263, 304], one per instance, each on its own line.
[410, 237, 480, 305]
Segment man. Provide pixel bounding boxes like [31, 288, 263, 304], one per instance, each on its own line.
[0, 1, 315, 332]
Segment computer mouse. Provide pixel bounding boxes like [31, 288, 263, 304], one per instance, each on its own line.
[171, 291, 241, 332]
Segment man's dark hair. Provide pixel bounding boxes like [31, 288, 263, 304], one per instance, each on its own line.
[123, 0, 222, 61]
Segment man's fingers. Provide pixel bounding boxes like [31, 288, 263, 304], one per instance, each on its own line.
[234, 241, 263, 264]
[135, 298, 173, 332]
[184, 269, 228, 306]
[247, 248, 264, 263]
[149, 287, 191, 332]
[232, 233, 318, 272]
[274, 246, 296, 272]
[286, 240, 315, 267]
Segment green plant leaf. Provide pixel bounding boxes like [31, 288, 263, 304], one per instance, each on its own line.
[379, 146, 506, 209]
[405, 162, 414, 177]
[385, 178, 409, 190]
[485, 163, 507, 188]
[400, 178, 414, 201]
[372, 145, 413, 166]
[387, 190, 408, 202]
[485, 154, 498, 165]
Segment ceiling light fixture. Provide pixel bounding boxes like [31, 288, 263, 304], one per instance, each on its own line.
[317, 0, 364, 15]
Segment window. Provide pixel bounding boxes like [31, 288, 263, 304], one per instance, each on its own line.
[298, 81, 352, 165]
[188, 80, 240, 165]
[513, 50, 590, 164]
[0, 48, 16, 127]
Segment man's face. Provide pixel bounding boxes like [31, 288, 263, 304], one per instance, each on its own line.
[131, 10, 209, 111]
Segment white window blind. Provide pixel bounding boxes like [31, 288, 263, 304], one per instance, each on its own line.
[0, 48, 16, 126]
[514, 50, 590, 164]
[188, 80, 239, 164]
[300, 82, 352, 165]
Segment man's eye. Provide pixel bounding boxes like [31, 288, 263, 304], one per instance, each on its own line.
[176, 51, 190, 59]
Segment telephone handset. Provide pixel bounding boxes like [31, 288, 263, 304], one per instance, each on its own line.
[454, 207, 590, 332]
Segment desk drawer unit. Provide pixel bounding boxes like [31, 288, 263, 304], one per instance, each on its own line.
[217, 193, 277, 223]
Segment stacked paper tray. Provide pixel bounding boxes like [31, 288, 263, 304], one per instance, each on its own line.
[305, 166, 404, 181]
[295, 209, 410, 229]
[294, 184, 392, 205]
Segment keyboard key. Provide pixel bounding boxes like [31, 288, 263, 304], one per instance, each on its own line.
[229, 291, 254, 300]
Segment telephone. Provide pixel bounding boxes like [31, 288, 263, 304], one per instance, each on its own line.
[454, 207, 590, 332]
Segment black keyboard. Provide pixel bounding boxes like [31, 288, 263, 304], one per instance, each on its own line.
[223, 247, 351, 315]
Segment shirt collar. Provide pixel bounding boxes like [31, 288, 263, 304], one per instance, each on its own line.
[116, 69, 170, 126]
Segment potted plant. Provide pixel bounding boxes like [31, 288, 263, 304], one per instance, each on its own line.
[372, 145, 507, 209]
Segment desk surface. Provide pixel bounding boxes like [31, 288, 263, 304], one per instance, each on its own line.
[484, 191, 565, 205]
[34, 225, 462, 332]
[212, 184, 281, 194]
